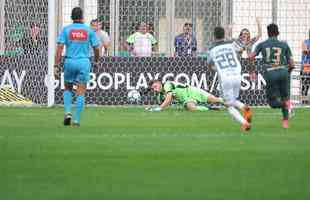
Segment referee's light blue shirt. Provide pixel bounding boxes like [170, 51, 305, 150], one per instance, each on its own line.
[57, 22, 99, 59]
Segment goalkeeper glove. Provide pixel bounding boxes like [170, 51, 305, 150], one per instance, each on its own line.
[146, 106, 162, 112]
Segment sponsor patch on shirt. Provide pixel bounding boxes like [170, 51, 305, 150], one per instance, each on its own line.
[69, 29, 88, 41]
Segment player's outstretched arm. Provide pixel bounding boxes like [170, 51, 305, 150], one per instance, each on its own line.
[256, 18, 262, 40]
[159, 92, 173, 110]
[148, 92, 173, 112]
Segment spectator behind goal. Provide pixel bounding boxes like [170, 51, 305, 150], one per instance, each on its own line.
[174, 22, 197, 57]
[90, 19, 111, 56]
[125, 22, 157, 57]
[301, 29, 310, 72]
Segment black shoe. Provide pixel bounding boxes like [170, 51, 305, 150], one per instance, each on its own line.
[63, 113, 72, 126]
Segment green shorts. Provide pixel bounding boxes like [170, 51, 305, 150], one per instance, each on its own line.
[178, 87, 210, 106]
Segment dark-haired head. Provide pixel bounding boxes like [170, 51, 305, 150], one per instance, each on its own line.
[71, 7, 83, 21]
[267, 23, 279, 37]
[148, 79, 162, 92]
[214, 26, 225, 40]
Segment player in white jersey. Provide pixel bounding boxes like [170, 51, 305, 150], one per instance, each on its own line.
[207, 27, 252, 131]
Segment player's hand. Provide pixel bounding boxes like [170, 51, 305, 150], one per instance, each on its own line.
[250, 71, 257, 81]
[146, 106, 162, 112]
[151, 107, 162, 112]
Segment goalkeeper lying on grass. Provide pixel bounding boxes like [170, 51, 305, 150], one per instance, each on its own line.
[147, 80, 224, 112]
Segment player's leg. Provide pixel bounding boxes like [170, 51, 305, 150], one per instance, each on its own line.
[183, 88, 207, 111]
[231, 77, 252, 123]
[185, 101, 209, 111]
[221, 80, 250, 130]
[63, 59, 76, 126]
[72, 59, 90, 126]
[63, 83, 73, 125]
[265, 70, 289, 128]
[265, 71, 282, 108]
[278, 69, 291, 128]
[206, 93, 224, 104]
[190, 87, 224, 104]
[185, 102, 196, 111]
[72, 83, 87, 126]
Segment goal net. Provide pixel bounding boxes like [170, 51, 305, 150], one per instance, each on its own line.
[1, 0, 309, 107]
[0, 0, 48, 105]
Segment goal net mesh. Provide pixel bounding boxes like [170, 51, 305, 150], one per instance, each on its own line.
[1, 0, 309, 106]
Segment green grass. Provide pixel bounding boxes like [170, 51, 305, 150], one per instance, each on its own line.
[1, 107, 310, 200]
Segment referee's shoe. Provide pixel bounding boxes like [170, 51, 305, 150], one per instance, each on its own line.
[64, 113, 72, 126]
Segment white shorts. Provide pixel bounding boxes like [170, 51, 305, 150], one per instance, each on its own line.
[219, 75, 241, 103]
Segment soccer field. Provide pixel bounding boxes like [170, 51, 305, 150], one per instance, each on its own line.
[1, 107, 310, 200]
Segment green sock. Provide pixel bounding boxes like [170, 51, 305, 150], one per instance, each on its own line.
[196, 106, 209, 112]
[282, 107, 289, 120]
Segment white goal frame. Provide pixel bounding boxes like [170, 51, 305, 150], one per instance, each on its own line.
[0, 0, 5, 55]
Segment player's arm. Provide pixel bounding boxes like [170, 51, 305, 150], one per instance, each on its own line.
[288, 58, 295, 73]
[54, 27, 67, 79]
[255, 17, 262, 40]
[224, 23, 233, 40]
[55, 44, 64, 65]
[90, 29, 100, 63]
[159, 92, 173, 110]
[286, 46, 295, 73]
[54, 43, 64, 79]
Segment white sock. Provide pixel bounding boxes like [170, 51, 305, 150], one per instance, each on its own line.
[233, 100, 245, 110]
[227, 106, 247, 125]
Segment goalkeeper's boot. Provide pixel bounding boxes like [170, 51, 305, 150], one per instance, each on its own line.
[241, 122, 251, 132]
[243, 106, 252, 123]
[63, 113, 72, 126]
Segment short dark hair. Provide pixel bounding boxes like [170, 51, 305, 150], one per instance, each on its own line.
[267, 23, 279, 37]
[148, 79, 161, 91]
[71, 7, 83, 21]
[214, 26, 225, 40]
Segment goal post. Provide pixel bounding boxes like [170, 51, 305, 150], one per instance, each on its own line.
[47, 0, 56, 107]
[0, 0, 4, 55]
